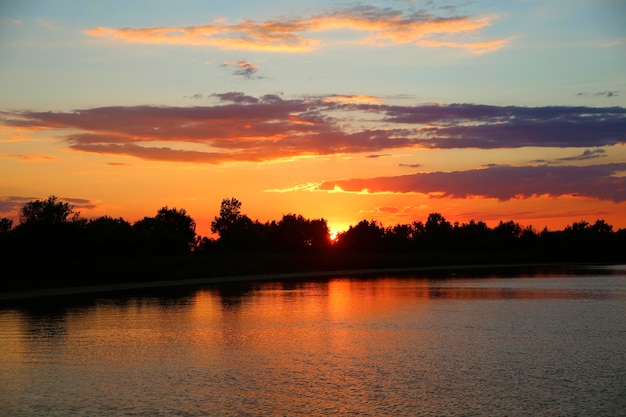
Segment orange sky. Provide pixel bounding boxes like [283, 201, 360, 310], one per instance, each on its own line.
[1, 1, 625, 237]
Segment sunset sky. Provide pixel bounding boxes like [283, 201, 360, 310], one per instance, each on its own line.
[1, 0, 625, 237]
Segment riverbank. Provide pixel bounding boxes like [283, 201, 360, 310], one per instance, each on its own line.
[0, 262, 609, 303]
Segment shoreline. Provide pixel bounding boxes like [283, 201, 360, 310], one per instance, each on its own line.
[0, 262, 615, 303]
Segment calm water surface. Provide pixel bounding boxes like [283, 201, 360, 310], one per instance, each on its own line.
[1, 265, 625, 416]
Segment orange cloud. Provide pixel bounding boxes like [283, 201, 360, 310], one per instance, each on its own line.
[86, 22, 317, 52]
[86, 5, 505, 53]
[322, 95, 381, 105]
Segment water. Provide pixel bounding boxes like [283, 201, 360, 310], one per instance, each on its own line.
[1, 265, 625, 416]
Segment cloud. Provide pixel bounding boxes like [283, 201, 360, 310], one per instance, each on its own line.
[322, 94, 381, 105]
[0, 19, 22, 26]
[377, 103, 626, 148]
[556, 148, 607, 162]
[2, 96, 625, 164]
[6, 154, 55, 162]
[578, 91, 620, 98]
[86, 5, 506, 53]
[531, 148, 607, 164]
[221, 60, 263, 79]
[211, 92, 260, 104]
[0, 196, 97, 218]
[416, 38, 509, 54]
[378, 206, 400, 213]
[314, 164, 626, 202]
[399, 163, 422, 168]
[0, 196, 37, 216]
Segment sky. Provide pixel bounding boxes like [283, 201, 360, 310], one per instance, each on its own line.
[1, 0, 625, 237]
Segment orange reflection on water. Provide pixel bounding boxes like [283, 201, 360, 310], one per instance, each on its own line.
[327, 278, 432, 320]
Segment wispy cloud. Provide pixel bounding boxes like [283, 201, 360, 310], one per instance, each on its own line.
[86, 5, 507, 53]
[313, 164, 626, 202]
[6, 154, 55, 162]
[0, 19, 22, 27]
[2, 95, 625, 164]
[416, 38, 509, 54]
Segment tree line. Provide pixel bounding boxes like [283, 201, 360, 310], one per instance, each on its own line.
[1, 195, 624, 263]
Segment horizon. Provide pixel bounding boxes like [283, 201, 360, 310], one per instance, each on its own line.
[1, 0, 625, 238]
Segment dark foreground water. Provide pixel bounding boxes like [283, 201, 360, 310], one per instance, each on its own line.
[1, 265, 625, 416]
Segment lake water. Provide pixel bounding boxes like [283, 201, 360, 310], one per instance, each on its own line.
[1, 265, 625, 416]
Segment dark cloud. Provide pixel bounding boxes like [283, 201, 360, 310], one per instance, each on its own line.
[316, 163, 626, 202]
[557, 148, 607, 162]
[578, 91, 619, 98]
[212, 92, 260, 104]
[399, 163, 422, 168]
[2, 95, 625, 164]
[0, 196, 37, 215]
[531, 148, 607, 164]
[221, 60, 263, 79]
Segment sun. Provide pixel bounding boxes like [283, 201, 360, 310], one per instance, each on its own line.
[329, 230, 339, 242]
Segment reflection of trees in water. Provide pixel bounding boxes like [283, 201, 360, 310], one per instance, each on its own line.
[213, 283, 254, 309]
[22, 306, 70, 341]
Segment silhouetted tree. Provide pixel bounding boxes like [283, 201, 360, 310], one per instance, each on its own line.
[0, 218, 12, 233]
[385, 223, 415, 251]
[337, 220, 385, 252]
[423, 213, 452, 249]
[211, 198, 243, 236]
[425, 213, 452, 234]
[590, 219, 613, 234]
[273, 214, 331, 252]
[0, 217, 12, 255]
[211, 198, 254, 250]
[454, 220, 492, 250]
[20, 195, 76, 225]
[85, 216, 133, 256]
[493, 220, 522, 246]
[11, 196, 86, 256]
[561, 219, 615, 257]
[155, 207, 197, 249]
[132, 207, 197, 255]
